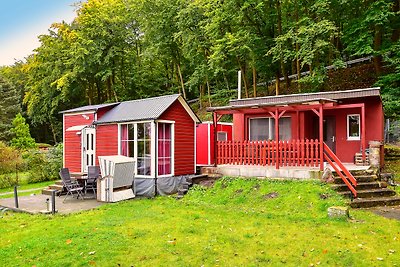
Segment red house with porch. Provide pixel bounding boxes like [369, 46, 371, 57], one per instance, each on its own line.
[61, 94, 200, 183]
[208, 88, 384, 196]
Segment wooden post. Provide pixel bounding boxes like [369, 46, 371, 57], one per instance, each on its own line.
[319, 105, 324, 171]
[275, 108, 280, 169]
[361, 104, 366, 161]
[213, 112, 218, 166]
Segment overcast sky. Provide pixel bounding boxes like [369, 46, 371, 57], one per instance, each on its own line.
[0, 0, 80, 66]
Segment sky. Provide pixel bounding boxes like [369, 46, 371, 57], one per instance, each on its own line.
[0, 0, 80, 66]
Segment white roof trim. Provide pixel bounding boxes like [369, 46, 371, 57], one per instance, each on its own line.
[66, 125, 89, 132]
[177, 96, 201, 123]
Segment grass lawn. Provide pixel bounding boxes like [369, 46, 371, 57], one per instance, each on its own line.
[1, 178, 399, 266]
[0, 171, 54, 199]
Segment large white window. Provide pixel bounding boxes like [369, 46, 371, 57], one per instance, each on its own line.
[120, 122, 152, 176]
[249, 117, 291, 141]
[347, 114, 360, 140]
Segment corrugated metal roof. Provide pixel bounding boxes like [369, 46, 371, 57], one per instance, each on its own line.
[229, 87, 380, 107]
[95, 94, 182, 124]
[60, 103, 119, 114]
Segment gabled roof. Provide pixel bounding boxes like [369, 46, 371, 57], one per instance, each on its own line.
[208, 87, 381, 112]
[60, 103, 119, 114]
[95, 94, 200, 124]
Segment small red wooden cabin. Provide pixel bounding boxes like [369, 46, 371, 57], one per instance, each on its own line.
[196, 122, 233, 166]
[208, 88, 384, 177]
[61, 94, 200, 179]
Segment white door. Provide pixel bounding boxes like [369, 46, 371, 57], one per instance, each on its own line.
[82, 127, 96, 172]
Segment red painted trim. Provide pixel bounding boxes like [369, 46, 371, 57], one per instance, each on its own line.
[361, 104, 366, 161]
[275, 109, 279, 169]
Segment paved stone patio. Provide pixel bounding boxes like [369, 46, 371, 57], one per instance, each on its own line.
[0, 193, 104, 214]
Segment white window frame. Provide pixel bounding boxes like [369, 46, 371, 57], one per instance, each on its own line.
[156, 120, 175, 178]
[118, 120, 153, 178]
[347, 114, 361, 141]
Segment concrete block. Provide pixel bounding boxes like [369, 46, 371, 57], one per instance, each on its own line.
[328, 206, 349, 218]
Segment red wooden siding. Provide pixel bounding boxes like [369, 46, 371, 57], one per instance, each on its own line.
[160, 100, 195, 175]
[96, 124, 119, 165]
[63, 112, 95, 172]
[196, 123, 233, 165]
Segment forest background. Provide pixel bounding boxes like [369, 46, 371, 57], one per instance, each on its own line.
[0, 0, 399, 145]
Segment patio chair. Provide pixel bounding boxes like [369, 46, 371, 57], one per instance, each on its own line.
[59, 168, 84, 202]
[85, 166, 100, 195]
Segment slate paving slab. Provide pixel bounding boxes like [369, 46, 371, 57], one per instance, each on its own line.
[0, 193, 104, 214]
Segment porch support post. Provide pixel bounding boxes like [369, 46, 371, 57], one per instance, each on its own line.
[296, 111, 300, 139]
[213, 112, 218, 167]
[361, 104, 366, 161]
[275, 108, 280, 169]
[319, 104, 324, 171]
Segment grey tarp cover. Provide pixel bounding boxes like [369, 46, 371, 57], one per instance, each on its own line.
[133, 176, 188, 197]
[156, 176, 187, 196]
[134, 178, 156, 197]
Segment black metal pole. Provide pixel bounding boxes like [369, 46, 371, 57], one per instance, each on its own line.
[51, 190, 56, 214]
[14, 185, 19, 208]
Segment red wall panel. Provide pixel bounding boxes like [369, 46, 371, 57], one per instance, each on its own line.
[160, 101, 196, 175]
[96, 124, 119, 165]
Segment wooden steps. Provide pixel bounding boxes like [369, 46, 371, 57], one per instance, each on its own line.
[42, 180, 64, 196]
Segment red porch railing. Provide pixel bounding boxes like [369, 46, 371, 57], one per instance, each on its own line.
[217, 139, 321, 167]
[323, 143, 357, 197]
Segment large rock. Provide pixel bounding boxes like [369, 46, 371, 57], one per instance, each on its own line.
[328, 206, 349, 218]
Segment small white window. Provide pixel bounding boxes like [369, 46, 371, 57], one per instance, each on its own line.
[347, 114, 360, 140]
[217, 131, 228, 141]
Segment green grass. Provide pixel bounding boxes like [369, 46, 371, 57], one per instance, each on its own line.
[0, 171, 54, 198]
[1, 178, 400, 266]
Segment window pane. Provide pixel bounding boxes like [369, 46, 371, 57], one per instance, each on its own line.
[249, 118, 269, 140]
[279, 117, 292, 140]
[128, 141, 135, 157]
[137, 123, 144, 139]
[128, 124, 135, 140]
[217, 132, 227, 141]
[138, 140, 145, 157]
[158, 123, 172, 175]
[348, 115, 360, 138]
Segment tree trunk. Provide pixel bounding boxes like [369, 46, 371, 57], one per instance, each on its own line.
[237, 59, 249, 98]
[199, 84, 204, 109]
[373, 25, 383, 75]
[223, 72, 230, 90]
[392, 0, 400, 41]
[206, 78, 212, 107]
[275, 72, 280, 96]
[252, 65, 257, 97]
[176, 62, 186, 99]
[276, 0, 289, 92]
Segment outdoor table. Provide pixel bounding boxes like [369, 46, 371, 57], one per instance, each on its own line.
[70, 172, 88, 193]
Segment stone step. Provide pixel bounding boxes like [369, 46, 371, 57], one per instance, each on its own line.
[41, 188, 61, 196]
[339, 188, 396, 199]
[332, 181, 387, 192]
[351, 196, 400, 208]
[333, 175, 377, 184]
[55, 181, 63, 186]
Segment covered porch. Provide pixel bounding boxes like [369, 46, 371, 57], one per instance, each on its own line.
[209, 100, 368, 172]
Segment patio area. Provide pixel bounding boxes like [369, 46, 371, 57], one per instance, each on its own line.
[0, 193, 104, 214]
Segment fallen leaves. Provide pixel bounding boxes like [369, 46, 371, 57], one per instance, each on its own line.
[66, 239, 72, 245]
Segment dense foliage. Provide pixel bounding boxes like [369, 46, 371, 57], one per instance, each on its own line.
[10, 113, 37, 150]
[0, 0, 399, 143]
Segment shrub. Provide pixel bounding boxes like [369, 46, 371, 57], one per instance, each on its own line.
[10, 113, 37, 150]
[0, 142, 22, 188]
[26, 144, 63, 183]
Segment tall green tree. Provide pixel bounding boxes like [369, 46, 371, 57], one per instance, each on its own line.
[0, 75, 21, 142]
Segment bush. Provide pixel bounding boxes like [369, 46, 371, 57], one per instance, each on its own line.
[25, 144, 63, 183]
[0, 142, 22, 188]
